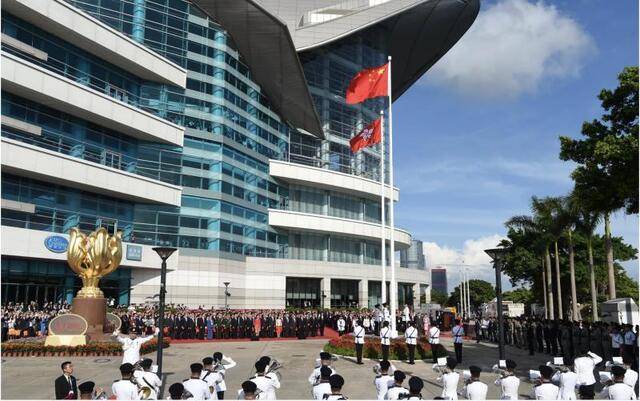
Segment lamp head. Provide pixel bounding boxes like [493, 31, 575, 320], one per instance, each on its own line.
[152, 247, 177, 261]
[484, 247, 506, 262]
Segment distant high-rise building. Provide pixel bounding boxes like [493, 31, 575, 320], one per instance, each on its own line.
[400, 239, 426, 270]
[431, 268, 448, 296]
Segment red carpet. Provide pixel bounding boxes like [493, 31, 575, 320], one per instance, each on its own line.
[169, 327, 339, 343]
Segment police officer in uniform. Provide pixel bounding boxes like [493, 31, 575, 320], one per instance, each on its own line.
[353, 319, 365, 365]
[183, 363, 211, 400]
[405, 321, 418, 365]
[428, 323, 441, 363]
[112, 363, 139, 400]
[380, 321, 391, 362]
[452, 319, 464, 363]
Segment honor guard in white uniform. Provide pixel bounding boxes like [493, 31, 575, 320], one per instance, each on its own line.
[462, 366, 488, 400]
[405, 322, 418, 365]
[380, 321, 391, 361]
[551, 357, 578, 400]
[574, 351, 602, 399]
[212, 352, 236, 399]
[183, 363, 212, 400]
[600, 366, 637, 400]
[201, 357, 224, 400]
[531, 365, 559, 400]
[309, 352, 336, 385]
[113, 328, 158, 365]
[383, 303, 391, 323]
[494, 359, 520, 400]
[374, 360, 394, 400]
[402, 305, 411, 331]
[354, 320, 365, 364]
[312, 367, 333, 400]
[133, 358, 161, 400]
[251, 360, 280, 400]
[323, 375, 348, 400]
[428, 325, 441, 363]
[385, 371, 409, 400]
[436, 357, 460, 400]
[337, 317, 346, 336]
[112, 363, 140, 401]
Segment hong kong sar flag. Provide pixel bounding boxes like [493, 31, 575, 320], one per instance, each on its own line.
[350, 118, 382, 153]
[345, 63, 389, 104]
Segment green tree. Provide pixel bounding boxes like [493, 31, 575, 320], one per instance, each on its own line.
[560, 66, 639, 298]
[503, 287, 535, 304]
[447, 280, 495, 311]
[431, 290, 448, 306]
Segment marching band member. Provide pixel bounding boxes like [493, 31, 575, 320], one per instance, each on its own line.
[436, 357, 460, 400]
[312, 367, 332, 400]
[168, 383, 185, 400]
[112, 363, 140, 401]
[309, 352, 336, 385]
[237, 380, 260, 400]
[407, 377, 424, 401]
[494, 359, 520, 400]
[78, 381, 106, 400]
[374, 360, 394, 400]
[622, 356, 639, 390]
[201, 357, 224, 400]
[251, 360, 280, 400]
[385, 371, 409, 400]
[462, 366, 487, 400]
[600, 365, 637, 400]
[353, 320, 365, 365]
[574, 351, 602, 399]
[183, 363, 211, 400]
[551, 357, 577, 400]
[213, 352, 236, 400]
[380, 321, 391, 361]
[133, 358, 161, 400]
[531, 365, 559, 400]
[112, 327, 158, 365]
[405, 321, 418, 365]
[323, 375, 348, 400]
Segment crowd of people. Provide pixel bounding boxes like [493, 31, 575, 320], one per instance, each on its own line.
[1, 301, 70, 341]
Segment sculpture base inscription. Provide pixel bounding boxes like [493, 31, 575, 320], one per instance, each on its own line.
[72, 297, 108, 339]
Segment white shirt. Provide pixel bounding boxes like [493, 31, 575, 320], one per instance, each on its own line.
[322, 395, 347, 400]
[201, 370, 223, 399]
[251, 374, 280, 400]
[112, 379, 140, 401]
[600, 383, 637, 400]
[494, 375, 520, 400]
[624, 368, 638, 388]
[402, 306, 410, 321]
[134, 370, 162, 400]
[531, 382, 559, 400]
[183, 378, 211, 400]
[383, 307, 391, 322]
[573, 352, 602, 386]
[115, 334, 155, 365]
[405, 327, 418, 345]
[385, 385, 409, 400]
[552, 371, 577, 400]
[463, 380, 488, 400]
[312, 382, 331, 400]
[337, 319, 346, 331]
[308, 366, 335, 385]
[215, 356, 237, 392]
[354, 326, 365, 344]
[611, 333, 624, 349]
[374, 374, 394, 400]
[452, 326, 465, 344]
[429, 327, 440, 344]
[380, 327, 391, 346]
[437, 372, 460, 400]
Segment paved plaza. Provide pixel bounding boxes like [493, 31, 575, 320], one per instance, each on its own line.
[2, 338, 562, 399]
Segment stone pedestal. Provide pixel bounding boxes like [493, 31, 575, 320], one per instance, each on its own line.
[72, 297, 107, 340]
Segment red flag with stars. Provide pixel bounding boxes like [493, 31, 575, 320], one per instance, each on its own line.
[350, 118, 382, 153]
[345, 63, 389, 104]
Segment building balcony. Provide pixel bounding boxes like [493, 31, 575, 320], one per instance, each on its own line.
[270, 159, 398, 201]
[1, 137, 182, 206]
[268, 209, 411, 249]
[2, 0, 186, 87]
[1, 52, 184, 146]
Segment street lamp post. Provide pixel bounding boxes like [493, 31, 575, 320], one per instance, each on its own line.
[224, 282, 230, 310]
[485, 247, 506, 360]
[152, 247, 177, 382]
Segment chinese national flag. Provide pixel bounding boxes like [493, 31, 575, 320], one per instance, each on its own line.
[345, 63, 389, 104]
[350, 118, 382, 153]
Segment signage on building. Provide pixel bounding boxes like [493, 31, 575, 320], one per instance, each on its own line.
[126, 244, 142, 261]
[44, 235, 69, 253]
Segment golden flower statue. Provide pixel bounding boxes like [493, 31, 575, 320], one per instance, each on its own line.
[67, 227, 122, 298]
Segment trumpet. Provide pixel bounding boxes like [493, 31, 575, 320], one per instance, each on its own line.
[250, 356, 283, 380]
[432, 363, 451, 375]
[373, 362, 396, 376]
[492, 364, 510, 378]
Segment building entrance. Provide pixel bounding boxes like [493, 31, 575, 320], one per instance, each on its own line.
[285, 277, 321, 308]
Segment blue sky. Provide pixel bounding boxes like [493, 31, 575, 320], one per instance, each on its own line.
[392, 0, 639, 290]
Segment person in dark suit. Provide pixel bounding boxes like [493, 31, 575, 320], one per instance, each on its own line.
[54, 361, 78, 399]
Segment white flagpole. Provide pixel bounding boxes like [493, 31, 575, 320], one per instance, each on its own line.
[466, 268, 471, 317]
[387, 55, 397, 334]
[379, 110, 387, 307]
[460, 266, 465, 318]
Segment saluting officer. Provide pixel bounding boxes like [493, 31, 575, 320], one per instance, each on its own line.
[405, 321, 418, 365]
[452, 319, 464, 363]
[380, 321, 391, 361]
[353, 319, 365, 365]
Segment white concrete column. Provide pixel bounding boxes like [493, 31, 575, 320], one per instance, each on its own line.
[412, 282, 420, 311]
[322, 277, 331, 309]
[359, 279, 368, 309]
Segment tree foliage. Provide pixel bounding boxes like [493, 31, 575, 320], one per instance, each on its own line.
[503, 287, 535, 304]
[430, 290, 448, 307]
[447, 279, 495, 309]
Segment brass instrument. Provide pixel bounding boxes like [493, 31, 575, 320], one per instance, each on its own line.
[492, 364, 511, 379]
[249, 356, 283, 380]
[373, 362, 396, 377]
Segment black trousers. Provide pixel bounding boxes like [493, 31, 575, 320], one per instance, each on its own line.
[407, 344, 415, 364]
[431, 343, 441, 363]
[355, 343, 363, 363]
[579, 384, 594, 399]
[217, 391, 225, 400]
[537, 337, 544, 353]
[381, 344, 390, 361]
[454, 343, 462, 363]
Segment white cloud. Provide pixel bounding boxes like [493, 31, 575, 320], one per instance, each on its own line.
[424, 234, 508, 290]
[425, 0, 595, 98]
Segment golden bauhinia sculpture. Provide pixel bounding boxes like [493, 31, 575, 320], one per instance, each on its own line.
[67, 227, 122, 298]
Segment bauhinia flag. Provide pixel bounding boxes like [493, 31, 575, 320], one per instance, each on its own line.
[345, 63, 389, 104]
[350, 118, 382, 153]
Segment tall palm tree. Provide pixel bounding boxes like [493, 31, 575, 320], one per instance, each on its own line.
[560, 196, 581, 320]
